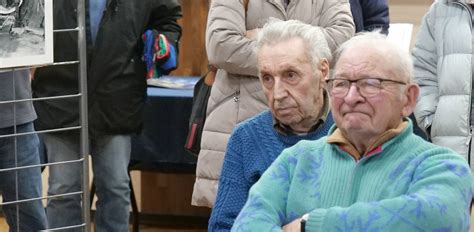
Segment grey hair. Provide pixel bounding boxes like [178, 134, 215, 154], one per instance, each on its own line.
[333, 32, 414, 83]
[256, 19, 332, 69]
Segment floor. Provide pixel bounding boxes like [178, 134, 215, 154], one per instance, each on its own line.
[0, 211, 472, 232]
[0, 218, 206, 232]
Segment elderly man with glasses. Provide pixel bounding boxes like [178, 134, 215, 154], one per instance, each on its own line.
[232, 32, 473, 232]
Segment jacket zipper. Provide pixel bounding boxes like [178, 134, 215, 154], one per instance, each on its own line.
[467, 126, 473, 146]
[234, 89, 241, 122]
[347, 149, 383, 203]
[452, 1, 473, 154]
[338, 149, 358, 204]
[348, 156, 364, 203]
[210, 90, 240, 111]
[93, 0, 117, 48]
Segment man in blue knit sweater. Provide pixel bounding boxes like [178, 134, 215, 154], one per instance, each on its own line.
[209, 20, 335, 231]
[232, 27, 473, 231]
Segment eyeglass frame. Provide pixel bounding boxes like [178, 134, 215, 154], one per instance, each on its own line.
[325, 77, 407, 98]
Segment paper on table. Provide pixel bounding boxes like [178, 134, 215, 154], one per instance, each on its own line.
[147, 76, 199, 90]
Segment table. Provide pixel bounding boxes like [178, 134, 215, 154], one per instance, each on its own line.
[127, 78, 209, 231]
[130, 84, 197, 173]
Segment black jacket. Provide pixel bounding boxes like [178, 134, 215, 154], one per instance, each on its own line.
[32, 0, 182, 137]
[349, 0, 389, 34]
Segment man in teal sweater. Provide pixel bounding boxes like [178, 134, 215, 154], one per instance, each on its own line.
[209, 20, 334, 231]
[232, 30, 473, 231]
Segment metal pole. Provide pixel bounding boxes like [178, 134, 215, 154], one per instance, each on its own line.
[76, 0, 90, 231]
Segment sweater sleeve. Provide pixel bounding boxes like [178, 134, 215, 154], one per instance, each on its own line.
[316, 0, 355, 53]
[148, 0, 182, 51]
[412, 4, 438, 133]
[306, 149, 473, 231]
[205, 0, 258, 77]
[209, 127, 253, 231]
[231, 148, 294, 231]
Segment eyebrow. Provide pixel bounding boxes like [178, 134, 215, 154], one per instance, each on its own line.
[332, 74, 382, 79]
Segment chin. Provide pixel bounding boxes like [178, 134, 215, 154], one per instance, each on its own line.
[340, 117, 361, 125]
[341, 121, 368, 131]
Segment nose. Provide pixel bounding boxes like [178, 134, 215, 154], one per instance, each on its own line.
[343, 84, 364, 105]
[273, 79, 288, 100]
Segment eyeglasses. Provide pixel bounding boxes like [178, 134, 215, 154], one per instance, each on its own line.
[325, 78, 407, 98]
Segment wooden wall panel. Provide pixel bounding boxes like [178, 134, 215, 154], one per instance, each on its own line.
[141, 172, 210, 216]
[171, 0, 210, 76]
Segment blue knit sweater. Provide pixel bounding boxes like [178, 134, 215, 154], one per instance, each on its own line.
[232, 121, 473, 231]
[209, 110, 334, 231]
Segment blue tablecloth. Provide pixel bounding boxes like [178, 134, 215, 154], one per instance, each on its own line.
[147, 86, 194, 98]
[130, 83, 197, 173]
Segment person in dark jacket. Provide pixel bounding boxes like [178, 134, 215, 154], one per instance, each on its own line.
[31, 1, 182, 231]
[349, 0, 390, 34]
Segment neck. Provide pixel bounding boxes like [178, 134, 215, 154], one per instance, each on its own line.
[341, 121, 407, 155]
[290, 92, 326, 133]
[344, 132, 378, 154]
[289, 118, 318, 134]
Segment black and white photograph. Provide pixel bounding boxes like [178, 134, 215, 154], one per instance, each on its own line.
[0, 0, 52, 69]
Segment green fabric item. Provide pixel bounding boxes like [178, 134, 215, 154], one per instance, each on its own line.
[232, 120, 473, 231]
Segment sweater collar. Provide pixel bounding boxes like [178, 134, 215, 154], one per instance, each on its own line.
[327, 120, 408, 161]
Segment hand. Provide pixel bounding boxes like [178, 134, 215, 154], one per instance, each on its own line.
[283, 217, 301, 232]
[245, 28, 260, 40]
[30, 68, 36, 80]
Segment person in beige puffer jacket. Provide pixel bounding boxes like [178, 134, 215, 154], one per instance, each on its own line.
[192, 0, 355, 208]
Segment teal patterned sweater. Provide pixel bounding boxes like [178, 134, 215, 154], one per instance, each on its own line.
[232, 121, 473, 231]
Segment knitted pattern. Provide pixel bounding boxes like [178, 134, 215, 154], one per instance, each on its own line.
[232, 121, 473, 231]
[209, 110, 334, 231]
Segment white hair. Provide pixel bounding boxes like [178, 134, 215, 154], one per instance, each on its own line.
[333, 32, 414, 83]
[256, 19, 332, 69]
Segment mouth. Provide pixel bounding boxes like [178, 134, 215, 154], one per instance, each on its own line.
[342, 111, 369, 117]
[276, 107, 295, 115]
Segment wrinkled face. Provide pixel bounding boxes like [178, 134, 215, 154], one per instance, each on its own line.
[257, 38, 328, 132]
[331, 45, 413, 139]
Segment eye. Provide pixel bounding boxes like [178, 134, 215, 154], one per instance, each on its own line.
[288, 71, 297, 78]
[360, 78, 382, 88]
[284, 71, 298, 82]
[261, 75, 274, 88]
[332, 79, 349, 88]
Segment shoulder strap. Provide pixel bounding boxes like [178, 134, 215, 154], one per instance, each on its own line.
[243, 0, 249, 12]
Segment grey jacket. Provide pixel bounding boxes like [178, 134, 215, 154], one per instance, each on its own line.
[413, 0, 472, 167]
[0, 70, 36, 128]
[192, 0, 354, 207]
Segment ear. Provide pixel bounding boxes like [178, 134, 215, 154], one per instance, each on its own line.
[318, 58, 330, 86]
[401, 83, 419, 117]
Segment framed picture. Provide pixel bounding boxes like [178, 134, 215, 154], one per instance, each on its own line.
[0, 0, 53, 69]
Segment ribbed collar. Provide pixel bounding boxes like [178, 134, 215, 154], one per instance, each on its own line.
[327, 120, 408, 161]
[272, 111, 334, 146]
